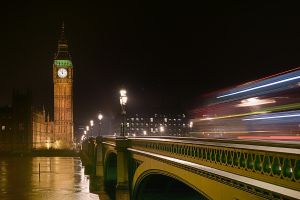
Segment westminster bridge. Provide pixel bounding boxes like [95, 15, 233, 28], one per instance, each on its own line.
[80, 136, 300, 200]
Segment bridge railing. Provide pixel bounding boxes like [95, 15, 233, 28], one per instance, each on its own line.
[101, 136, 116, 147]
[129, 136, 300, 192]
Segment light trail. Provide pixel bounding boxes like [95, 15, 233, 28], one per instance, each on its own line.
[217, 75, 300, 99]
[243, 113, 300, 121]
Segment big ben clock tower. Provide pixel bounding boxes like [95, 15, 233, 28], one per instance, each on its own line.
[53, 23, 73, 149]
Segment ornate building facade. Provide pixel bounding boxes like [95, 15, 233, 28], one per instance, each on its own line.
[32, 107, 53, 149]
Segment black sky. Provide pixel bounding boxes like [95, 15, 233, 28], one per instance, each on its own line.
[1, 1, 300, 125]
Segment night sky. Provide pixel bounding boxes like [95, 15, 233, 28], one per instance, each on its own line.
[1, 1, 300, 126]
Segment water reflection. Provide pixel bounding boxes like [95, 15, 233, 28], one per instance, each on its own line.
[0, 157, 100, 200]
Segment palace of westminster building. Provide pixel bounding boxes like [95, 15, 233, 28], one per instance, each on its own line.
[0, 24, 73, 152]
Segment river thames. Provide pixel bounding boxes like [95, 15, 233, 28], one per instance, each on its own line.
[0, 157, 107, 200]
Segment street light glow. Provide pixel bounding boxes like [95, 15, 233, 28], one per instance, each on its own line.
[120, 96, 128, 105]
[120, 89, 128, 106]
[120, 89, 126, 96]
[98, 113, 103, 137]
[160, 126, 165, 132]
[86, 126, 89, 131]
[84, 130, 87, 135]
[90, 120, 94, 127]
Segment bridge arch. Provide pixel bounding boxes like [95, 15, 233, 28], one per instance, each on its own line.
[133, 170, 210, 200]
[104, 151, 117, 197]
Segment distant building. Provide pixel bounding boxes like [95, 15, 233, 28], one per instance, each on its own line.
[0, 90, 56, 152]
[0, 90, 33, 152]
[0, 106, 13, 151]
[122, 113, 191, 137]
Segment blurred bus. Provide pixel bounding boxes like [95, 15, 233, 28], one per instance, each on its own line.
[191, 67, 300, 140]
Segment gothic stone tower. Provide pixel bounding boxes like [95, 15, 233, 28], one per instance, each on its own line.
[53, 23, 73, 149]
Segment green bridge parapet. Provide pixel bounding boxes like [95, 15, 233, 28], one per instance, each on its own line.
[81, 136, 300, 200]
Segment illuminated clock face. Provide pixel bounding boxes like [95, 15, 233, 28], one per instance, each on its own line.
[57, 68, 68, 78]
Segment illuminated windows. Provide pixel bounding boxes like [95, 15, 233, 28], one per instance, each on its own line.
[124, 113, 189, 136]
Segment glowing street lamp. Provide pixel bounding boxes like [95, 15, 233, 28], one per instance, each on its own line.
[159, 126, 165, 132]
[189, 121, 193, 128]
[84, 130, 87, 135]
[98, 113, 103, 121]
[90, 120, 94, 127]
[98, 113, 103, 136]
[119, 89, 127, 137]
[120, 89, 128, 107]
[159, 126, 165, 136]
[90, 120, 94, 137]
[86, 125, 90, 131]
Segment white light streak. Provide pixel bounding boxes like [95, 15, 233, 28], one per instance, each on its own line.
[217, 75, 300, 99]
[243, 113, 300, 121]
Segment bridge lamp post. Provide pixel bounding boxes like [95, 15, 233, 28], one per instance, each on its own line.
[80, 135, 85, 150]
[86, 126, 90, 137]
[90, 120, 94, 137]
[189, 121, 193, 128]
[83, 131, 87, 143]
[120, 89, 128, 137]
[98, 113, 103, 136]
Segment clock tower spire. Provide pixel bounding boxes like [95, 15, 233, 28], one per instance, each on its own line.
[55, 22, 71, 60]
[53, 22, 74, 149]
